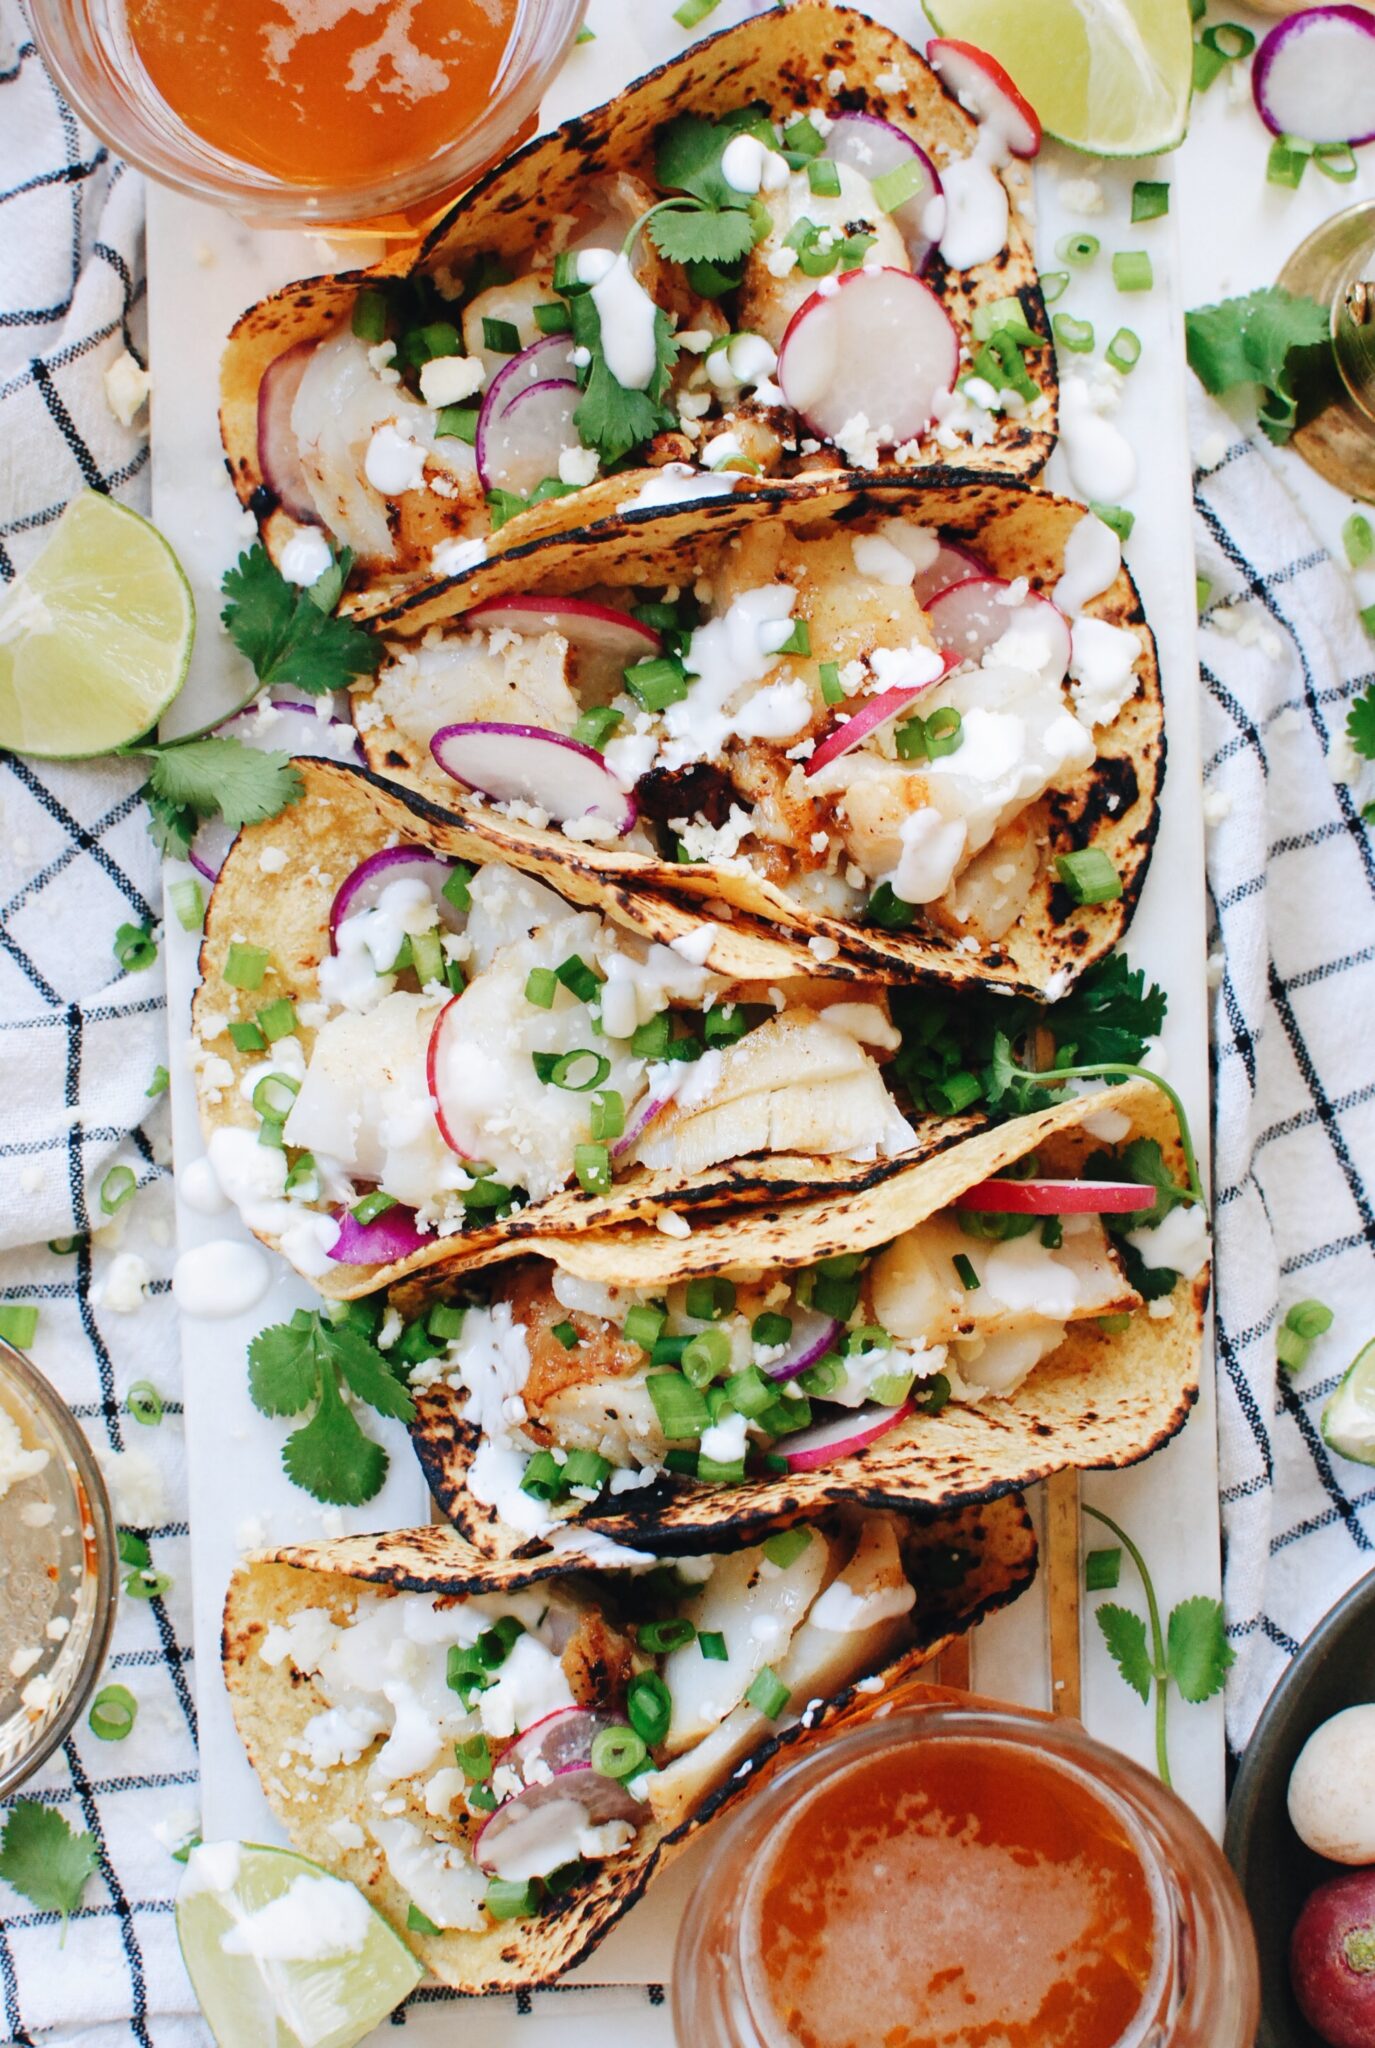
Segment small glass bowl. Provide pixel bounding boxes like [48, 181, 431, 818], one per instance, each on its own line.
[0, 1338, 117, 1797]
[27, 0, 587, 232]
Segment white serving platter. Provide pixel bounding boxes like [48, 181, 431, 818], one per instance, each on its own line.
[150, 1, 1221, 2030]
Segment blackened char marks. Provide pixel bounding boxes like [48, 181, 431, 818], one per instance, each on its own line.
[635, 761, 736, 828]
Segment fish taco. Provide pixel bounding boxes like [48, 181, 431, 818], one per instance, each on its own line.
[352, 481, 1160, 993]
[220, 1498, 1037, 1990]
[378, 1076, 1207, 1559]
[220, 3, 1055, 609]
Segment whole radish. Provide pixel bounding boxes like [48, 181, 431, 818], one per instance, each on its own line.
[1291, 1868, 1375, 2048]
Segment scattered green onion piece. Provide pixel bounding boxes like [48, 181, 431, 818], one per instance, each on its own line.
[723, 1366, 775, 1417]
[1089, 501, 1135, 543]
[673, 0, 721, 24]
[872, 158, 930, 215]
[125, 1568, 172, 1601]
[223, 942, 269, 990]
[1315, 142, 1359, 184]
[555, 954, 603, 1003]
[1112, 251, 1153, 293]
[457, 1732, 492, 1782]
[468, 1784, 498, 1813]
[520, 1450, 563, 1501]
[913, 1373, 951, 1416]
[462, 1177, 512, 1212]
[686, 1277, 735, 1322]
[870, 1371, 915, 1407]
[127, 1381, 163, 1427]
[1040, 1217, 1063, 1250]
[953, 1253, 980, 1292]
[682, 1327, 731, 1388]
[486, 1878, 541, 1921]
[1097, 1313, 1133, 1334]
[799, 1354, 844, 1397]
[574, 1143, 611, 1195]
[627, 1671, 672, 1748]
[171, 1834, 201, 1865]
[1196, 576, 1213, 617]
[752, 1312, 792, 1348]
[89, 1684, 137, 1742]
[0, 1306, 38, 1350]
[1267, 136, 1311, 189]
[592, 1725, 649, 1779]
[571, 705, 624, 751]
[574, 23, 595, 41]
[637, 1616, 696, 1653]
[624, 1303, 667, 1351]
[352, 289, 388, 344]
[783, 115, 824, 159]
[1288, 1299, 1335, 1341]
[228, 1018, 267, 1054]
[562, 1448, 612, 1491]
[704, 1004, 749, 1050]
[763, 1527, 811, 1569]
[118, 1530, 151, 1568]
[401, 320, 459, 368]
[533, 300, 572, 335]
[407, 1904, 441, 1935]
[114, 921, 157, 973]
[923, 707, 963, 759]
[647, 1370, 710, 1439]
[625, 655, 689, 712]
[1361, 603, 1375, 639]
[746, 1666, 789, 1719]
[407, 930, 444, 989]
[100, 1165, 136, 1216]
[548, 1048, 612, 1093]
[1085, 1547, 1122, 1592]
[1131, 181, 1169, 223]
[284, 1152, 321, 1200]
[1106, 327, 1142, 375]
[811, 1269, 860, 1321]
[350, 1190, 397, 1225]
[1201, 21, 1254, 57]
[435, 403, 479, 443]
[251, 1072, 300, 1122]
[525, 967, 557, 1009]
[1054, 848, 1123, 905]
[1055, 232, 1099, 267]
[442, 865, 473, 914]
[807, 158, 842, 198]
[1344, 515, 1374, 570]
[818, 660, 844, 706]
[589, 1090, 624, 1141]
[1192, 38, 1227, 91]
[169, 877, 204, 932]
[699, 1630, 728, 1662]
[929, 1071, 982, 1115]
[630, 1015, 671, 1059]
[48, 1237, 80, 1256]
[1052, 314, 1095, 355]
[423, 1303, 464, 1346]
[1038, 270, 1070, 307]
[867, 882, 917, 930]
[481, 317, 521, 355]
[551, 1320, 580, 1351]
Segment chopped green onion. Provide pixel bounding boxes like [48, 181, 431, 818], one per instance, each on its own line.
[799, 1354, 844, 1398]
[1267, 136, 1311, 189]
[89, 1684, 137, 1741]
[589, 1090, 624, 1141]
[552, 1320, 580, 1350]
[1288, 1299, 1335, 1341]
[409, 930, 444, 988]
[746, 1666, 789, 1719]
[1362, 604, 1375, 639]
[592, 1724, 649, 1778]
[1192, 37, 1227, 91]
[486, 1878, 541, 1920]
[350, 1190, 397, 1225]
[972, 294, 1033, 344]
[818, 660, 844, 705]
[223, 942, 269, 990]
[171, 1834, 201, 1865]
[637, 1616, 696, 1653]
[1055, 232, 1099, 267]
[929, 1071, 982, 1115]
[699, 1629, 728, 1662]
[630, 1014, 671, 1058]
[169, 877, 204, 932]
[481, 317, 521, 355]
[811, 1269, 860, 1321]
[763, 1527, 811, 1569]
[924, 707, 963, 758]
[574, 1143, 611, 1195]
[457, 1732, 492, 1781]
[686, 1277, 735, 1322]
[124, 1568, 172, 1601]
[1106, 327, 1142, 375]
[867, 882, 917, 931]
[0, 1306, 38, 1350]
[435, 404, 479, 443]
[682, 1327, 731, 1387]
[1112, 251, 1153, 293]
[352, 289, 388, 344]
[1196, 576, 1213, 617]
[913, 1373, 951, 1416]
[1131, 181, 1169, 223]
[525, 967, 558, 1009]
[1040, 1217, 1063, 1250]
[1097, 1313, 1133, 1335]
[407, 1904, 441, 1935]
[627, 1671, 672, 1748]
[625, 655, 689, 711]
[783, 115, 825, 159]
[401, 320, 459, 368]
[118, 1530, 150, 1568]
[442, 865, 473, 914]
[624, 1303, 667, 1351]
[773, 618, 810, 660]
[953, 1253, 979, 1292]
[47, 1237, 80, 1256]
[1052, 314, 1095, 355]
[807, 158, 842, 198]
[574, 23, 595, 40]
[673, 0, 721, 23]
[127, 1380, 163, 1427]
[539, 1048, 611, 1093]
[871, 158, 929, 215]
[1039, 270, 1070, 307]
[1054, 848, 1123, 905]
[1201, 21, 1254, 57]
[100, 1165, 136, 1215]
[845, 1325, 888, 1357]
[1315, 141, 1359, 184]
[571, 705, 624, 751]
[285, 1152, 321, 1200]
[1089, 501, 1135, 543]
[533, 301, 572, 335]
[228, 1017, 267, 1054]
[252, 1072, 300, 1122]
[647, 1370, 710, 1439]
[703, 1005, 748, 1049]
[560, 1449, 610, 1492]
[555, 954, 603, 1003]
[520, 1450, 564, 1501]
[463, 1176, 512, 1213]
[752, 1312, 792, 1348]
[114, 921, 157, 974]
[870, 1371, 915, 1407]
[1085, 1547, 1122, 1592]
[1344, 515, 1374, 570]
[722, 1365, 775, 1417]
[468, 1783, 498, 1812]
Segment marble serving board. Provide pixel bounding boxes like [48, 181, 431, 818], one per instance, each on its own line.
[149, 0, 1222, 2028]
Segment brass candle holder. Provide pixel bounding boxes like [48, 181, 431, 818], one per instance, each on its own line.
[1280, 198, 1375, 500]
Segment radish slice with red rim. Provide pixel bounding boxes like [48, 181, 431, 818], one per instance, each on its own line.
[824, 114, 946, 271]
[1252, 6, 1375, 143]
[188, 697, 363, 881]
[912, 540, 990, 607]
[328, 846, 470, 950]
[503, 1708, 615, 1780]
[776, 268, 960, 452]
[326, 1201, 430, 1266]
[477, 378, 582, 498]
[612, 1093, 670, 1160]
[806, 667, 950, 778]
[473, 1764, 647, 1879]
[926, 38, 1042, 158]
[257, 340, 322, 525]
[958, 1177, 1159, 1215]
[758, 1309, 842, 1383]
[431, 723, 638, 835]
[926, 577, 1071, 675]
[485, 333, 582, 419]
[427, 995, 474, 1159]
[462, 595, 661, 666]
[780, 1398, 914, 1473]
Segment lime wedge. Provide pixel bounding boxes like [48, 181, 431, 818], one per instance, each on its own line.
[0, 492, 194, 759]
[1322, 1338, 1375, 1468]
[924, 0, 1195, 156]
[176, 1841, 422, 2048]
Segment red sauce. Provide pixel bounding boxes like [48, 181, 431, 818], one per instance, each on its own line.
[749, 1736, 1158, 2048]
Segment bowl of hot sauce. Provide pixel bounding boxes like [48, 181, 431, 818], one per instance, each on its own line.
[28, 0, 586, 230]
[673, 1696, 1259, 2048]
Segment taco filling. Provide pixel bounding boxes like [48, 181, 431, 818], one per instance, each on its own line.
[356, 506, 1143, 950]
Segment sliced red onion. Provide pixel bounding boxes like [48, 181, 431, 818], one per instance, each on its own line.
[430, 723, 637, 835]
[477, 378, 582, 498]
[463, 595, 661, 666]
[473, 1763, 646, 1878]
[776, 268, 960, 452]
[189, 697, 363, 882]
[256, 339, 320, 525]
[927, 577, 1071, 674]
[328, 846, 470, 951]
[912, 540, 990, 607]
[780, 1398, 915, 1473]
[824, 114, 945, 272]
[805, 674, 948, 778]
[327, 1201, 430, 1266]
[612, 1093, 669, 1160]
[926, 38, 1042, 159]
[503, 1707, 615, 1779]
[758, 1309, 842, 1384]
[959, 1177, 1157, 1215]
[1252, 6, 1375, 145]
[427, 994, 475, 1160]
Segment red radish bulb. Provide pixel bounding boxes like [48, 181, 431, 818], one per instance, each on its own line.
[1291, 1869, 1375, 2048]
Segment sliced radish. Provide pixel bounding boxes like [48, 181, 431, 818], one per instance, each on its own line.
[780, 1399, 915, 1473]
[927, 577, 1072, 676]
[328, 846, 469, 950]
[824, 114, 946, 272]
[805, 672, 948, 778]
[326, 1201, 430, 1265]
[776, 268, 959, 452]
[477, 378, 581, 498]
[486, 332, 582, 418]
[257, 340, 321, 525]
[503, 1708, 613, 1779]
[912, 540, 990, 607]
[473, 1764, 646, 1880]
[926, 38, 1042, 159]
[958, 1178, 1159, 1215]
[427, 996, 472, 1159]
[431, 722, 637, 835]
[1252, 6, 1375, 145]
[189, 697, 363, 882]
[758, 1309, 842, 1384]
[612, 1094, 669, 1160]
[462, 595, 661, 667]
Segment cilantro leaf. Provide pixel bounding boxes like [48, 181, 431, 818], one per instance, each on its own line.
[1113, 1236, 1179, 1303]
[1185, 288, 1330, 445]
[1086, 1137, 1189, 1231]
[1094, 1603, 1153, 1703]
[0, 1801, 99, 1929]
[248, 1313, 321, 1417]
[647, 203, 760, 269]
[222, 544, 381, 696]
[1348, 685, 1375, 764]
[1047, 954, 1167, 1068]
[1165, 1596, 1234, 1704]
[573, 307, 679, 467]
[655, 109, 771, 210]
[282, 1359, 388, 1507]
[304, 545, 353, 615]
[144, 738, 303, 834]
[144, 788, 196, 862]
[329, 1322, 416, 1424]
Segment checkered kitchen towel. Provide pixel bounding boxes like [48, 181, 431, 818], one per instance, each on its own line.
[5, 0, 1375, 2033]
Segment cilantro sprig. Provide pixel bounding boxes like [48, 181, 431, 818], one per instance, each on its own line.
[0, 1801, 99, 1936]
[248, 1309, 416, 1506]
[562, 281, 679, 467]
[141, 739, 303, 861]
[650, 109, 775, 274]
[1085, 1506, 1233, 1786]
[1185, 286, 1330, 444]
[221, 542, 380, 697]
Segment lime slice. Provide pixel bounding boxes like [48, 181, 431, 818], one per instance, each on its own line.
[0, 491, 194, 759]
[924, 0, 1195, 156]
[1322, 1338, 1375, 1468]
[176, 1841, 423, 2048]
